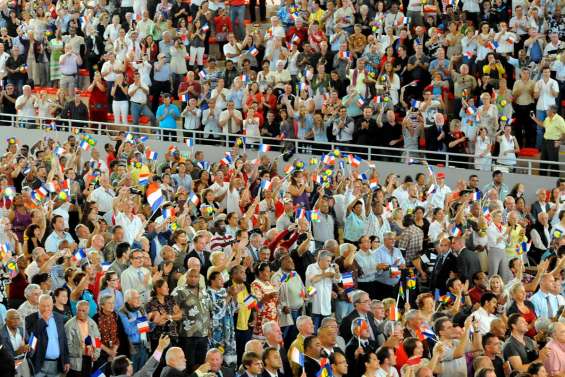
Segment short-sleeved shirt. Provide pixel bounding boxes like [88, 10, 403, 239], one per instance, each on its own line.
[503, 335, 538, 365]
[543, 114, 565, 141]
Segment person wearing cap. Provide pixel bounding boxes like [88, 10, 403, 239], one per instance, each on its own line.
[428, 172, 451, 210]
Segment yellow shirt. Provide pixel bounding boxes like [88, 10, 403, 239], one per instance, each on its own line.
[235, 283, 252, 331]
[288, 334, 305, 377]
[505, 224, 528, 258]
[308, 9, 326, 28]
[543, 114, 565, 141]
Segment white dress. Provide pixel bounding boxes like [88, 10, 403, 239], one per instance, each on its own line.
[243, 117, 261, 144]
[497, 135, 517, 167]
[475, 135, 492, 171]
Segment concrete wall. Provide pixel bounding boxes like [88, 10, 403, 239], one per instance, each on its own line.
[3, 127, 560, 203]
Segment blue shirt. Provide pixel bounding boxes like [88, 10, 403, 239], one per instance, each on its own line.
[44, 231, 75, 253]
[530, 290, 560, 319]
[45, 316, 60, 360]
[156, 104, 180, 129]
[153, 63, 171, 82]
[70, 290, 98, 318]
[373, 245, 406, 286]
[344, 212, 365, 242]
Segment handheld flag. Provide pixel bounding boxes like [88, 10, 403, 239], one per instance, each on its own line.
[28, 333, 38, 351]
[244, 295, 258, 309]
[137, 317, 150, 333]
[146, 182, 164, 213]
[341, 272, 354, 288]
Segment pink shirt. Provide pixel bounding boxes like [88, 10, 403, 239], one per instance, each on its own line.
[544, 339, 565, 377]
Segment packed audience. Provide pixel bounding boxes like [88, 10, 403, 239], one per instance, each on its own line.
[0, 0, 564, 377]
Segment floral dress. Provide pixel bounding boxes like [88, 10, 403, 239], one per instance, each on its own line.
[49, 38, 64, 82]
[251, 279, 279, 338]
[208, 287, 237, 366]
[145, 296, 179, 344]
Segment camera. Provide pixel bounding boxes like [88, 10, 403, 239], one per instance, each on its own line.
[130, 188, 142, 195]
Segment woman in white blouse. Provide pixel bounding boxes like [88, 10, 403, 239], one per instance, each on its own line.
[474, 127, 492, 171]
[243, 105, 261, 144]
[496, 124, 520, 171]
[486, 211, 512, 281]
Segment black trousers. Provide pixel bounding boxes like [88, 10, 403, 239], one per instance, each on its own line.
[151, 80, 172, 113]
[514, 103, 536, 147]
[179, 336, 208, 373]
[249, 0, 266, 22]
[235, 329, 252, 366]
[540, 139, 560, 176]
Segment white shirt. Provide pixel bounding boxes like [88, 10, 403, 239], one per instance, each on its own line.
[0, 52, 10, 79]
[128, 83, 150, 104]
[223, 43, 240, 64]
[305, 263, 340, 316]
[376, 367, 400, 377]
[535, 78, 559, 110]
[487, 222, 507, 249]
[472, 307, 497, 334]
[88, 186, 116, 214]
[120, 266, 151, 303]
[25, 261, 40, 283]
[209, 181, 229, 208]
[429, 184, 452, 209]
[495, 31, 518, 55]
[220, 109, 242, 133]
[114, 212, 144, 245]
[15, 95, 36, 118]
[183, 107, 202, 130]
[101, 61, 118, 82]
[366, 213, 391, 243]
[226, 188, 241, 216]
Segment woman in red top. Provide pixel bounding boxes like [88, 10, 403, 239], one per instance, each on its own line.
[262, 87, 277, 117]
[244, 82, 264, 120]
[87, 71, 109, 130]
[213, 8, 232, 58]
[307, 22, 327, 52]
[141, 35, 159, 62]
[506, 283, 537, 338]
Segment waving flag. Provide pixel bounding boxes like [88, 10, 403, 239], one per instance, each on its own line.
[471, 191, 482, 201]
[411, 99, 421, 109]
[28, 333, 38, 351]
[260, 179, 272, 191]
[258, 144, 271, 153]
[138, 172, 150, 186]
[421, 325, 438, 341]
[162, 207, 175, 219]
[348, 154, 362, 168]
[450, 226, 463, 237]
[188, 192, 200, 206]
[309, 209, 320, 222]
[290, 347, 304, 366]
[244, 295, 258, 309]
[516, 241, 531, 255]
[137, 317, 150, 333]
[249, 46, 259, 56]
[341, 272, 354, 288]
[146, 182, 164, 212]
[145, 149, 158, 161]
[201, 24, 210, 32]
[54, 146, 65, 156]
[483, 207, 492, 222]
[338, 51, 350, 59]
[369, 179, 379, 191]
[185, 138, 194, 148]
[322, 154, 335, 165]
[72, 248, 86, 262]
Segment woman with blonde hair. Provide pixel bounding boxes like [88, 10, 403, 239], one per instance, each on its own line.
[474, 127, 492, 171]
[477, 92, 499, 138]
[488, 274, 506, 314]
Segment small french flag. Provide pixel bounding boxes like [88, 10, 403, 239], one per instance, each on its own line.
[358, 173, 367, 181]
[483, 208, 492, 222]
[290, 347, 304, 367]
[80, 139, 90, 150]
[244, 295, 258, 309]
[357, 97, 365, 107]
[28, 333, 38, 351]
[198, 70, 207, 80]
[185, 138, 194, 148]
[137, 317, 150, 333]
[240, 74, 248, 83]
[348, 154, 362, 168]
[259, 144, 271, 153]
[145, 149, 158, 160]
[450, 226, 463, 237]
[471, 191, 482, 201]
[189, 192, 200, 206]
[341, 272, 354, 288]
[464, 50, 474, 58]
[339, 51, 350, 59]
[260, 179, 272, 191]
[250, 46, 259, 56]
[291, 34, 300, 43]
[465, 106, 475, 115]
[73, 248, 86, 262]
[138, 173, 150, 186]
[162, 207, 175, 219]
[374, 96, 382, 104]
[296, 207, 307, 219]
[411, 99, 421, 109]
[369, 179, 379, 191]
[403, 17, 411, 25]
[201, 24, 210, 32]
[182, 93, 190, 102]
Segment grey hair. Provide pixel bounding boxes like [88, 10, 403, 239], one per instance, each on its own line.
[383, 232, 396, 240]
[323, 239, 338, 250]
[98, 294, 114, 307]
[352, 290, 369, 305]
[404, 309, 419, 322]
[296, 315, 312, 329]
[24, 284, 41, 298]
[76, 300, 90, 310]
[320, 316, 337, 328]
[206, 348, 223, 359]
[165, 347, 184, 364]
[38, 293, 53, 305]
[262, 320, 278, 335]
[124, 289, 140, 302]
[31, 247, 44, 261]
[318, 250, 333, 261]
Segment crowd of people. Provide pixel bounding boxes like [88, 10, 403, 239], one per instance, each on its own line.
[0, 0, 564, 377]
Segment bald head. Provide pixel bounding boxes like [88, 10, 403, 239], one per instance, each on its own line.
[165, 347, 186, 371]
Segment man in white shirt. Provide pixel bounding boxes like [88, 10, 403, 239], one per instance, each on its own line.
[494, 21, 518, 56]
[128, 71, 155, 128]
[223, 33, 242, 64]
[15, 85, 36, 128]
[219, 101, 243, 134]
[376, 346, 399, 377]
[182, 98, 202, 131]
[120, 249, 152, 304]
[471, 292, 498, 334]
[534, 66, 560, 148]
[428, 172, 452, 209]
[209, 170, 229, 207]
[305, 250, 341, 329]
[88, 175, 116, 222]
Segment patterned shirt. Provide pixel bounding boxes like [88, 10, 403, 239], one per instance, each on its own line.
[398, 225, 424, 263]
[171, 285, 212, 338]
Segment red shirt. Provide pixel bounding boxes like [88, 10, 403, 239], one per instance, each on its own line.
[286, 26, 308, 45]
[228, 0, 246, 6]
[468, 286, 487, 305]
[213, 15, 232, 33]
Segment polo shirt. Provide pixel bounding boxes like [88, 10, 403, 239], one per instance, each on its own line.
[543, 114, 565, 141]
